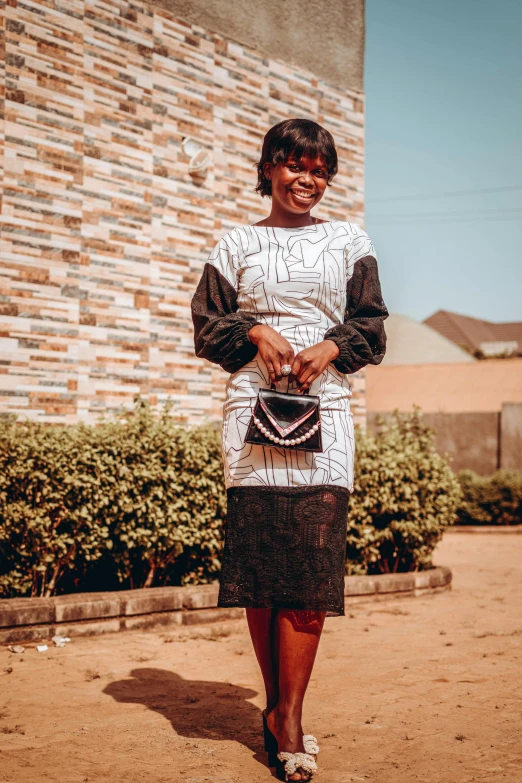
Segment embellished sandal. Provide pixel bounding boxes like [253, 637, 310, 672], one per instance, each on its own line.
[262, 710, 319, 779]
[262, 711, 320, 765]
[303, 734, 320, 759]
[276, 750, 318, 781]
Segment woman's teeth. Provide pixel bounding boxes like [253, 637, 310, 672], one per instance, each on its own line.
[290, 190, 315, 201]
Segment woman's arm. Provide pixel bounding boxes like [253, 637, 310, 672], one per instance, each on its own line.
[323, 229, 389, 374]
[191, 236, 262, 374]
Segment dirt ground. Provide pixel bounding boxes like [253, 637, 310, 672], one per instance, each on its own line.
[1, 532, 521, 783]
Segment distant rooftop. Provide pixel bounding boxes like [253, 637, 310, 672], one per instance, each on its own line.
[382, 313, 475, 365]
[423, 309, 522, 358]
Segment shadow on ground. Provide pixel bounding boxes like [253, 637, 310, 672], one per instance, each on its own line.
[104, 667, 266, 764]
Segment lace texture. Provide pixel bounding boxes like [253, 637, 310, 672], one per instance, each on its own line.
[217, 485, 350, 617]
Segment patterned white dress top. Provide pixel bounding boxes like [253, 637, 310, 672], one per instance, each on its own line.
[193, 220, 387, 492]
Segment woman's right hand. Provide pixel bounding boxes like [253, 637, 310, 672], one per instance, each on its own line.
[248, 324, 295, 384]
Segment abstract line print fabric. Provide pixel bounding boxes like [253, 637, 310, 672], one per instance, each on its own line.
[223, 404, 355, 490]
[210, 220, 377, 411]
[202, 220, 380, 491]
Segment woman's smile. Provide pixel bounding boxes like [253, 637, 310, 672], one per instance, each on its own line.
[288, 188, 317, 204]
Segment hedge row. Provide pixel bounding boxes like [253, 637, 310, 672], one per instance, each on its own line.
[0, 402, 226, 598]
[455, 469, 522, 526]
[0, 402, 497, 598]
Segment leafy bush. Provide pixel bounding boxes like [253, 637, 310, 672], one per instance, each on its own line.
[0, 403, 464, 598]
[0, 402, 226, 597]
[455, 469, 522, 526]
[346, 408, 462, 575]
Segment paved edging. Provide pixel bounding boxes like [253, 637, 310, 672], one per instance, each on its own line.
[445, 525, 522, 534]
[0, 567, 452, 644]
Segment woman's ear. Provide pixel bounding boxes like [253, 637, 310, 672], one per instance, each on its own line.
[263, 161, 272, 180]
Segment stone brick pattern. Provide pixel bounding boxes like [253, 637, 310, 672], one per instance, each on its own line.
[0, 0, 368, 426]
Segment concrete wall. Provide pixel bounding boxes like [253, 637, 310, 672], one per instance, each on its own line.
[368, 411, 500, 474]
[420, 412, 499, 475]
[365, 359, 522, 415]
[0, 0, 368, 426]
[368, 407, 522, 475]
[157, 0, 365, 93]
[501, 404, 522, 471]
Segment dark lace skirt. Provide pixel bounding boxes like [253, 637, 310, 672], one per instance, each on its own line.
[217, 484, 350, 617]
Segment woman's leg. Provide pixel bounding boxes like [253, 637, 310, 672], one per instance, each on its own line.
[245, 608, 279, 711]
[267, 609, 326, 781]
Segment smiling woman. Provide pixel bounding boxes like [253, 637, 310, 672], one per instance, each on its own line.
[191, 118, 389, 782]
[254, 119, 338, 225]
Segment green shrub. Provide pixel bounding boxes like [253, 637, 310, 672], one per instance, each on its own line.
[346, 408, 462, 575]
[0, 403, 464, 598]
[0, 402, 226, 597]
[455, 469, 522, 526]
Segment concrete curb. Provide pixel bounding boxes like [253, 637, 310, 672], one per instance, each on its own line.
[445, 526, 522, 534]
[0, 567, 452, 644]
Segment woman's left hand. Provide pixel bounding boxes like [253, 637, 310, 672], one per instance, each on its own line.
[291, 340, 340, 393]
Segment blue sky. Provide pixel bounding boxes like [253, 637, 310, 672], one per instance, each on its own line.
[365, 0, 522, 323]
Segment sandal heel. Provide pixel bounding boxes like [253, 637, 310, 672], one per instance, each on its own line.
[262, 710, 279, 767]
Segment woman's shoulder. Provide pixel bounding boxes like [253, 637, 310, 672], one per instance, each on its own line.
[342, 223, 377, 262]
[336, 220, 370, 237]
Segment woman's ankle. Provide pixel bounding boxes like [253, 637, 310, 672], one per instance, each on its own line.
[274, 702, 303, 722]
[268, 703, 304, 739]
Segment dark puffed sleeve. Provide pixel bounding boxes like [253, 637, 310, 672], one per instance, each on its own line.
[324, 229, 389, 374]
[191, 236, 262, 374]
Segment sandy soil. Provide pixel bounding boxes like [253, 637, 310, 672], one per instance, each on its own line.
[1, 532, 521, 783]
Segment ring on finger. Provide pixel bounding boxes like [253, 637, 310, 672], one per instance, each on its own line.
[281, 364, 292, 376]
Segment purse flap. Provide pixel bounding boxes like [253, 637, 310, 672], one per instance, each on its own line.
[258, 389, 319, 438]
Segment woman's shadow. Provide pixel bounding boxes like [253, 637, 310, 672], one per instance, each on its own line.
[104, 667, 266, 766]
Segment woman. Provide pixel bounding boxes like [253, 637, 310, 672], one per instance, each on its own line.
[191, 118, 388, 781]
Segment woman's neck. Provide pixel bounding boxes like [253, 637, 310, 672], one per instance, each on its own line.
[254, 211, 322, 228]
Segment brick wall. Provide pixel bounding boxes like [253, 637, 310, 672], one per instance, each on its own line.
[0, 0, 368, 426]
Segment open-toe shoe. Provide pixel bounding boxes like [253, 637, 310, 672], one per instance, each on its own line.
[275, 750, 318, 781]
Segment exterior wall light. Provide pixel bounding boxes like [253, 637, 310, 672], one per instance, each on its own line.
[181, 136, 212, 176]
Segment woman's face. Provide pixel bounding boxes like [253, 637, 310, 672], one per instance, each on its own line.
[263, 153, 329, 215]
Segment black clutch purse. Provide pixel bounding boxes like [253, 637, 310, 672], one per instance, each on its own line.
[245, 385, 323, 453]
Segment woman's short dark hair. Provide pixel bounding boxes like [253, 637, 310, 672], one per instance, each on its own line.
[255, 118, 338, 197]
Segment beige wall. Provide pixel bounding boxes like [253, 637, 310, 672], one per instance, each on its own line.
[366, 359, 522, 474]
[0, 0, 368, 425]
[366, 360, 522, 414]
[501, 404, 522, 471]
[368, 405, 522, 476]
[368, 411, 501, 475]
[157, 0, 365, 93]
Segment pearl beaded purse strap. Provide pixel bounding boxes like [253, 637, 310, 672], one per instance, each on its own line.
[252, 414, 320, 447]
[252, 384, 321, 447]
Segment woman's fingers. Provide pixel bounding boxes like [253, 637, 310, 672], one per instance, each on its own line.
[290, 354, 302, 383]
[268, 347, 295, 383]
[296, 369, 317, 392]
[272, 358, 282, 382]
[295, 358, 320, 392]
[284, 346, 295, 366]
[254, 327, 295, 384]
[280, 346, 295, 379]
